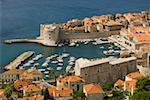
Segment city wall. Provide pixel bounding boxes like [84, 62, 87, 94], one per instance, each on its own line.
[59, 30, 120, 41]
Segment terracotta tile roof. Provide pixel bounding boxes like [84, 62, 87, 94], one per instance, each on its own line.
[140, 45, 150, 51]
[23, 84, 42, 92]
[18, 95, 44, 100]
[127, 72, 143, 80]
[0, 89, 5, 96]
[128, 33, 150, 43]
[48, 87, 73, 97]
[3, 69, 25, 75]
[59, 75, 85, 83]
[14, 79, 30, 91]
[124, 79, 137, 92]
[83, 84, 104, 94]
[114, 79, 124, 86]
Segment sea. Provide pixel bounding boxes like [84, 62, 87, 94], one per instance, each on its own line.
[0, 0, 149, 75]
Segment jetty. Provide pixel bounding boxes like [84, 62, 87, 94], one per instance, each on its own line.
[4, 39, 40, 44]
[5, 51, 34, 70]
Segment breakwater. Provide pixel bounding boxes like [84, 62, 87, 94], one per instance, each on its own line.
[5, 51, 34, 70]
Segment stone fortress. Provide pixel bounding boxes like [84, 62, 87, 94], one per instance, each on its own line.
[75, 57, 137, 84]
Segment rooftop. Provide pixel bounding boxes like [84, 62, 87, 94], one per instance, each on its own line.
[83, 84, 104, 94]
[14, 79, 30, 91]
[114, 79, 124, 86]
[23, 84, 42, 92]
[127, 72, 143, 80]
[58, 75, 85, 83]
[48, 87, 73, 97]
[109, 57, 136, 65]
[18, 95, 44, 100]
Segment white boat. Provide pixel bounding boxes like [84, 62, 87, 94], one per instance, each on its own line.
[51, 60, 58, 64]
[45, 75, 49, 78]
[38, 69, 45, 72]
[62, 53, 70, 58]
[44, 71, 49, 74]
[103, 50, 120, 56]
[23, 63, 31, 66]
[42, 62, 48, 67]
[57, 67, 62, 70]
[69, 42, 76, 46]
[28, 60, 34, 64]
[76, 44, 79, 46]
[58, 63, 63, 66]
[84, 41, 89, 44]
[33, 54, 43, 61]
[57, 56, 63, 62]
[47, 67, 52, 71]
[46, 57, 51, 60]
[99, 46, 104, 49]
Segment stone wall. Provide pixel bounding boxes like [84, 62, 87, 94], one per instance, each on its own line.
[79, 59, 137, 84]
[59, 30, 119, 41]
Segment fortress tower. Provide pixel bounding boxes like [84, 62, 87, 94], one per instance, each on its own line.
[39, 24, 60, 46]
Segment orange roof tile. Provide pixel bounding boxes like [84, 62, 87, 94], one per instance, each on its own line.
[14, 79, 30, 91]
[124, 79, 137, 92]
[59, 75, 84, 83]
[18, 95, 44, 100]
[83, 84, 104, 94]
[48, 87, 73, 97]
[0, 89, 5, 96]
[115, 79, 124, 86]
[127, 72, 143, 80]
[140, 45, 150, 51]
[23, 84, 42, 92]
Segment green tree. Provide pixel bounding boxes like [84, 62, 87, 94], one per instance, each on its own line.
[43, 88, 50, 100]
[102, 82, 114, 91]
[136, 77, 150, 92]
[130, 77, 150, 100]
[4, 85, 13, 98]
[73, 90, 86, 100]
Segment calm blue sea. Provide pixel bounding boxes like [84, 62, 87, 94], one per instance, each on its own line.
[0, 0, 149, 73]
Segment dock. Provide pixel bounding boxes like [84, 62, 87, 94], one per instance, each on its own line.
[5, 51, 34, 70]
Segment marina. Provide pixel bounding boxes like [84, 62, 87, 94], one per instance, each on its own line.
[1, 38, 124, 79]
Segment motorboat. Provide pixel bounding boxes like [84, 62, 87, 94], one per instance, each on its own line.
[99, 46, 104, 49]
[62, 53, 70, 58]
[47, 67, 53, 71]
[23, 63, 31, 66]
[42, 62, 48, 67]
[84, 41, 89, 45]
[45, 75, 49, 78]
[57, 67, 62, 70]
[51, 60, 58, 64]
[57, 56, 63, 62]
[28, 60, 34, 64]
[103, 50, 120, 56]
[44, 71, 49, 74]
[69, 42, 76, 47]
[38, 69, 45, 72]
[58, 63, 63, 66]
